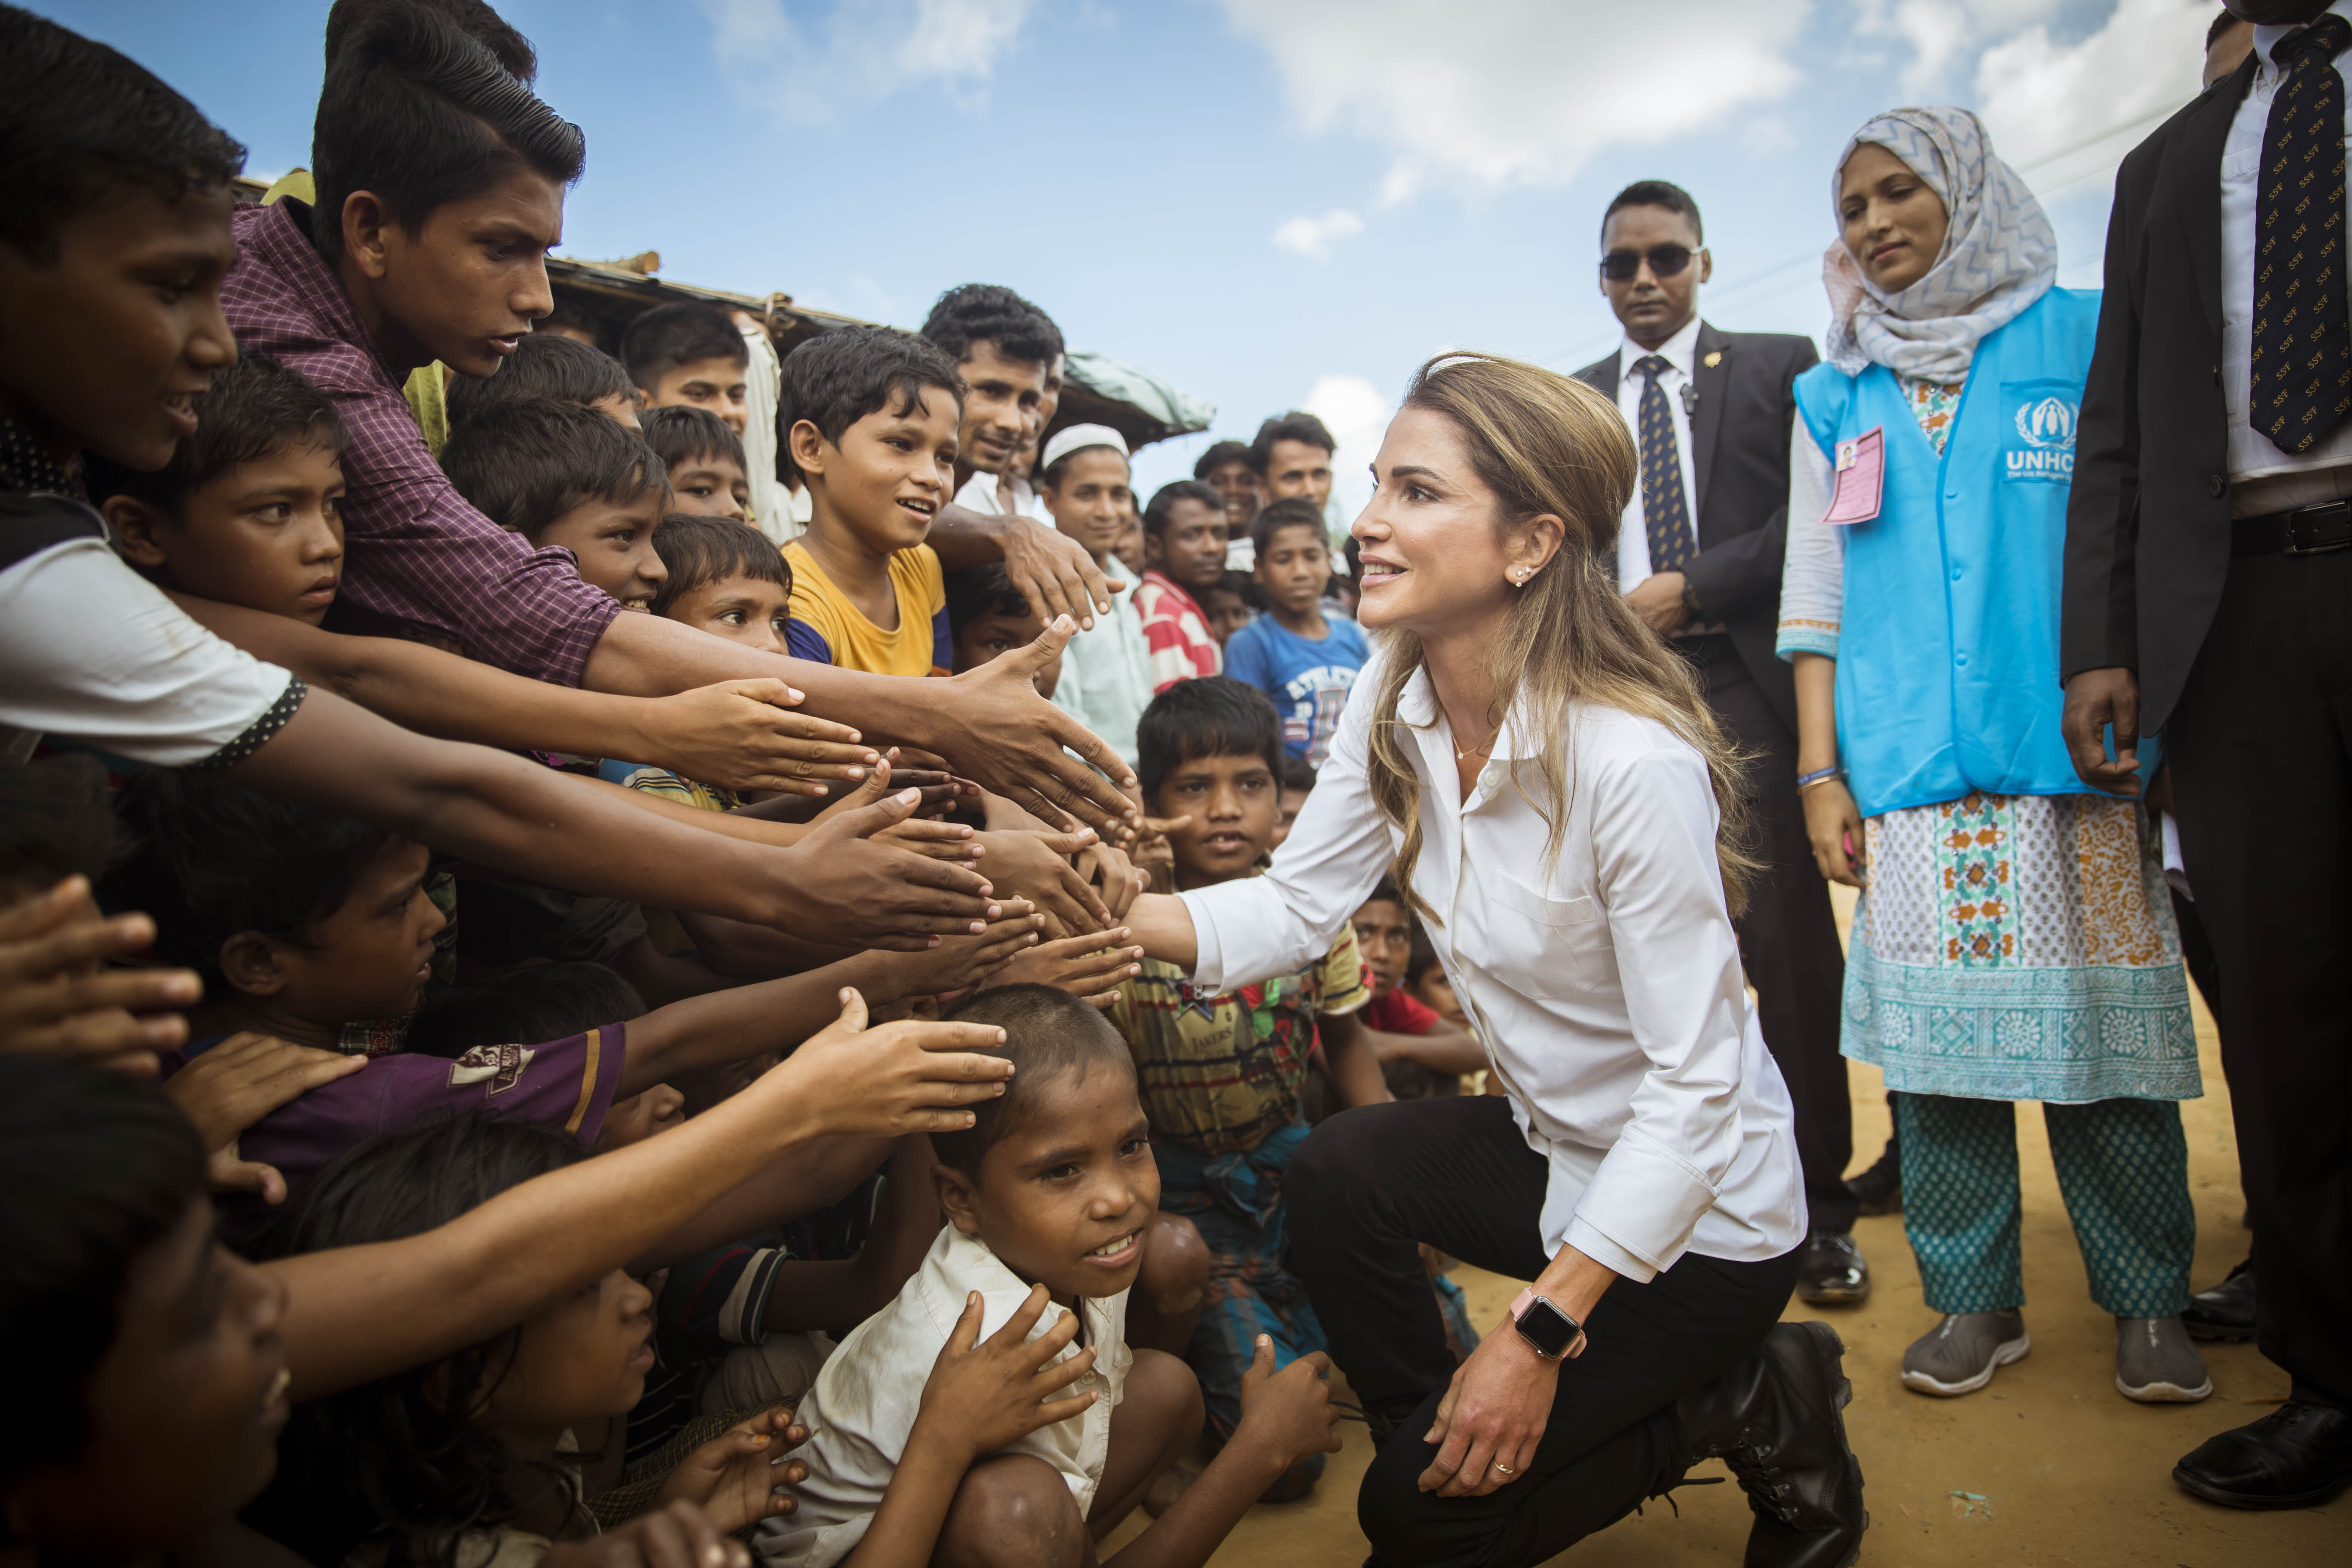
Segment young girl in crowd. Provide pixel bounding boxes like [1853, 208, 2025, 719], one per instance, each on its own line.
[1775, 106, 2205, 1406]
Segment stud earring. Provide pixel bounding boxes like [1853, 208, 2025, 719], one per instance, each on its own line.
[1510, 567, 1528, 583]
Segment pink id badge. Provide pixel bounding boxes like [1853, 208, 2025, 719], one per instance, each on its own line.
[1822, 426, 1885, 524]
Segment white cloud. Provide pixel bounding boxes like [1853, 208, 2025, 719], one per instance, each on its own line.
[1272, 208, 1365, 260]
[1973, 0, 2209, 173]
[1303, 372, 1394, 522]
[694, 0, 1035, 122]
[1212, 0, 1813, 198]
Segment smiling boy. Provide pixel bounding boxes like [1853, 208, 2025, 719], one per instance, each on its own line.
[625, 303, 751, 437]
[1134, 480, 1228, 690]
[921, 284, 1063, 519]
[440, 395, 671, 611]
[1222, 498, 1370, 767]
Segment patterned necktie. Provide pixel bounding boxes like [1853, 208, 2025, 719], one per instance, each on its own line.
[2251, 13, 2352, 454]
[1634, 355, 1696, 574]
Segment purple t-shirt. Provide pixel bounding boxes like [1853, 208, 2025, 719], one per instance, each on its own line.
[168, 1026, 627, 1242]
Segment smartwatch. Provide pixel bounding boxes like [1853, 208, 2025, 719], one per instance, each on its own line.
[1508, 1287, 1586, 1360]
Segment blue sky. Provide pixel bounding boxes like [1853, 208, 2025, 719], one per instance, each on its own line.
[44, 0, 2214, 509]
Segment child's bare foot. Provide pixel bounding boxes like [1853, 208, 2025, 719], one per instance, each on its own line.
[1142, 1464, 1195, 1517]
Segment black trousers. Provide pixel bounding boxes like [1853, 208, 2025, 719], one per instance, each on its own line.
[1286, 1096, 1798, 1567]
[1689, 635, 1856, 1233]
[2166, 549, 2352, 1410]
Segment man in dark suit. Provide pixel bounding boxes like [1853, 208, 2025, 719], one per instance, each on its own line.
[2061, 0, 2352, 1509]
[1573, 181, 1861, 1307]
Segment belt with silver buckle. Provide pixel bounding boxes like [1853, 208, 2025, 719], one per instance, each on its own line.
[2231, 500, 2352, 557]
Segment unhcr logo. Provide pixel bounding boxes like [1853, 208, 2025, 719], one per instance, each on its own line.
[2007, 394, 2076, 481]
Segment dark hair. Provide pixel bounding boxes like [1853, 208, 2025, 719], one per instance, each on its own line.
[2207, 7, 2247, 50]
[639, 404, 747, 475]
[445, 333, 635, 429]
[1360, 873, 1402, 912]
[0, 1058, 205, 1481]
[84, 352, 347, 516]
[1192, 439, 1254, 480]
[538, 297, 603, 346]
[775, 326, 962, 485]
[440, 395, 667, 539]
[0, 754, 130, 897]
[1405, 917, 1444, 986]
[930, 985, 1133, 1177]
[918, 283, 1064, 369]
[310, 0, 583, 266]
[1248, 412, 1335, 474]
[111, 769, 392, 987]
[1250, 495, 1328, 562]
[248, 1116, 587, 1568]
[326, 0, 536, 80]
[1601, 178, 1703, 245]
[1136, 677, 1284, 799]
[943, 562, 1035, 640]
[407, 962, 642, 1057]
[0, 4, 246, 266]
[1277, 753, 1318, 795]
[621, 302, 747, 393]
[647, 512, 789, 618]
[1142, 480, 1226, 544]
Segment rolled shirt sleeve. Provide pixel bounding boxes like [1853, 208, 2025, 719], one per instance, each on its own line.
[1776, 420, 1844, 661]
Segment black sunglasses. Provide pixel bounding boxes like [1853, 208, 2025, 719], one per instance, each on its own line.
[1599, 243, 1698, 282]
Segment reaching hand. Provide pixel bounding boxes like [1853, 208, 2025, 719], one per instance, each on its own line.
[1232, 1336, 1344, 1473]
[657, 1406, 811, 1534]
[768, 988, 1014, 1138]
[2060, 666, 2142, 796]
[887, 907, 1047, 999]
[1076, 842, 1145, 922]
[912, 1285, 1099, 1464]
[784, 786, 1000, 951]
[161, 1031, 368, 1204]
[982, 929, 1143, 1008]
[939, 618, 1139, 839]
[638, 678, 879, 798]
[996, 514, 1119, 631]
[1799, 780, 1868, 888]
[0, 877, 202, 1073]
[540, 1502, 750, 1568]
[817, 762, 984, 865]
[971, 830, 1115, 936]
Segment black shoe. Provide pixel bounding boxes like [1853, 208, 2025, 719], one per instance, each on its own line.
[2181, 1259, 2257, 1343]
[2172, 1401, 2352, 1510]
[1795, 1231, 1870, 1306]
[1843, 1141, 1901, 1216]
[1678, 1321, 1868, 1568]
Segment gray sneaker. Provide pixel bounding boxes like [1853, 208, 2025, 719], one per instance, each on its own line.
[2116, 1316, 2213, 1403]
[1900, 1310, 2029, 1396]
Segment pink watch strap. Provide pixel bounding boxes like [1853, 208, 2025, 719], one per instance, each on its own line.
[1508, 1286, 1538, 1323]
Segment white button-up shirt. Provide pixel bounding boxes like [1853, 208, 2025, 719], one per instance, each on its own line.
[756, 1226, 1131, 1568]
[1180, 651, 1804, 1282]
[1612, 315, 1704, 591]
[2222, 1, 2352, 514]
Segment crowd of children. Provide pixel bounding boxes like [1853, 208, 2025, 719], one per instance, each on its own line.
[0, 6, 1474, 1568]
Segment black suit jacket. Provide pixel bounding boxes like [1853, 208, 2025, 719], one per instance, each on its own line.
[1576, 320, 1819, 734]
[2062, 57, 2258, 734]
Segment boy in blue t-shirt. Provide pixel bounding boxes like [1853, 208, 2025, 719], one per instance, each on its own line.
[1221, 497, 1368, 766]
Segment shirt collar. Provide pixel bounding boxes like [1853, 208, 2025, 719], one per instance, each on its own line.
[2255, 2, 2351, 71]
[1396, 665, 1536, 763]
[1617, 314, 1704, 381]
[238, 199, 402, 391]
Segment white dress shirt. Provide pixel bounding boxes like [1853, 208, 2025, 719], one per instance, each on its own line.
[1611, 317, 1725, 632]
[756, 1226, 1131, 1568]
[2222, 1, 2352, 515]
[1179, 648, 1804, 1282]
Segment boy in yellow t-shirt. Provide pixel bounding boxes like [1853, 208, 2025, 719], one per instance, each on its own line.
[776, 326, 961, 677]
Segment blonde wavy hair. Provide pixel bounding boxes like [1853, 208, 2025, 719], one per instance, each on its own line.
[1366, 352, 1759, 919]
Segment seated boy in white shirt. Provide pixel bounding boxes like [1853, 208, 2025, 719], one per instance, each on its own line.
[760, 984, 1342, 1568]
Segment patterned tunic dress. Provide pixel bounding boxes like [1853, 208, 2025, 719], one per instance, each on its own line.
[1777, 376, 2199, 1104]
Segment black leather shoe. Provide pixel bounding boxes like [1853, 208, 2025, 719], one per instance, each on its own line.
[2181, 1259, 2256, 1343]
[2173, 1401, 2352, 1510]
[1678, 1321, 1867, 1568]
[1795, 1231, 1870, 1305]
[1843, 1140, 1901, 1216]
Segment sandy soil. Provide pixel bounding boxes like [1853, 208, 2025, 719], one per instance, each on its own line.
[1111, 887, 2348, 1566]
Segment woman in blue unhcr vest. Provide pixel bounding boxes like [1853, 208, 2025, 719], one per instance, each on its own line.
[1774, 107, 2205, 1408]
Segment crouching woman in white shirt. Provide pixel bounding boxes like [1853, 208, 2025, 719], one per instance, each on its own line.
[1122, 352, 1866, 1568]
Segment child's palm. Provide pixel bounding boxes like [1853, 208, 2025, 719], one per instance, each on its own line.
[657, 1407, 808, 1534]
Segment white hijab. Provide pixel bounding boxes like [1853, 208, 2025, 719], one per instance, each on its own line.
[1821, 105, 2055, 381]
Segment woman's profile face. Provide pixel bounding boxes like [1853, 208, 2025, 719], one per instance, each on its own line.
[1354, 406, 1516, 640]
[1840, 141, 1949, 295]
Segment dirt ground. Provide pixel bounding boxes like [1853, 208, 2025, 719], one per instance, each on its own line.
[1113, 885, 2348, 1567]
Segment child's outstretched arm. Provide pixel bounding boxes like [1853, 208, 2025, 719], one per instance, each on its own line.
[840, 1284, 1099, 1568]
[1102, 1337, 1343, 1568]
[263, 990, 1012, 1403]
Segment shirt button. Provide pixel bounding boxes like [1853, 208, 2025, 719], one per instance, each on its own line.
[1951, 567, 1963, 581]
[1955, 651, 1969, 667]
[1945, 488, 1959, 500]
[2208, 475, 2227, 498]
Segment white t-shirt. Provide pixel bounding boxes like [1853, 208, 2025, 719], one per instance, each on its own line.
[756, 1225, 1131, 1568]
[0, 536, 301, 767]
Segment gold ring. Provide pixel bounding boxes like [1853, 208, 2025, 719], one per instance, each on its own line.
[1492, 1463, 1514, 1475]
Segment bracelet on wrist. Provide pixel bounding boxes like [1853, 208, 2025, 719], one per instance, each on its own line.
[1795, 764, 1846, 792]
